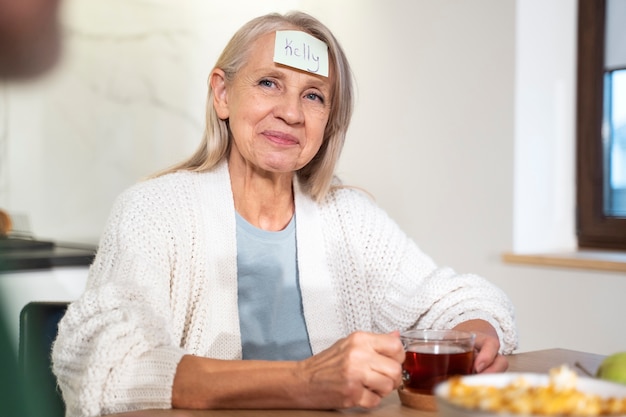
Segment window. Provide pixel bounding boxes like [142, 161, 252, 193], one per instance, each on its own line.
[604, 69, 626, 217]
[576, 0, 626, 250]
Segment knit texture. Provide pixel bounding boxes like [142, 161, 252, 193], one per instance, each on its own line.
[52, 161, 517, 417]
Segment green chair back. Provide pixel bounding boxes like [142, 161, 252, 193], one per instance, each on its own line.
[19, 301, 69, 417]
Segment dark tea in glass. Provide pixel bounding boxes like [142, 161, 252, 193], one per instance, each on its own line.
[400, 330, 475, 395]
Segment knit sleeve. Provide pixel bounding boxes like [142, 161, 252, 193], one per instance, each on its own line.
[323, 187, 518, 354]
[52, 183, 187, 417]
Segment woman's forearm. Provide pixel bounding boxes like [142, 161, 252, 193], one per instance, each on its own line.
[172, 331, 404, 410]
[171, 354, 308, 409]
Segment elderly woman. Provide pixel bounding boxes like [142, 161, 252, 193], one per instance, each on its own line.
[52, 11, 517, 417]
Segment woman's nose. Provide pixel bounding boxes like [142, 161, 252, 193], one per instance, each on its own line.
[274, 92, 305, 125]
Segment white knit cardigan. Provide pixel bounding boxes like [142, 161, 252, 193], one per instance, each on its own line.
[52, 161, 517, 417]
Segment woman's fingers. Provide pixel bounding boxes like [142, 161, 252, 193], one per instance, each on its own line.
[370, 330, 405, 363]
[364, 358, 402, 396]
[452, 320, 507, 374]
[479, 352, 509, 373]
[473, 332, 507, 373]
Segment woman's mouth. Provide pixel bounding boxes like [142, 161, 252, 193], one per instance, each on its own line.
[262, 130, 299, 146]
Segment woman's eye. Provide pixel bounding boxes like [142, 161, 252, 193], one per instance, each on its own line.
[305, 92, 324, 103]
[259, 79, 275, 88]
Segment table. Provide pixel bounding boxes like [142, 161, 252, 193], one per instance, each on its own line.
[104, 348, 606, 417]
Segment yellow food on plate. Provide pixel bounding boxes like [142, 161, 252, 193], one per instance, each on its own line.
[445, 365, 626, 416]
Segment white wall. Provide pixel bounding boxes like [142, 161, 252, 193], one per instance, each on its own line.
[1, 0, 625, 356]
[514, 0, 577, 253]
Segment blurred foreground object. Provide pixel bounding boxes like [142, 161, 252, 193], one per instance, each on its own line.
[0, 0, 62, 79]
[0, 0, 64, 414]
[436, 365, 626, 416]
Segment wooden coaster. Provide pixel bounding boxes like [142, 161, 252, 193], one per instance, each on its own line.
[397, 386, 437, 411]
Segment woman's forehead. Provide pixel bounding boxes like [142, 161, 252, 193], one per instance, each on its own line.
[243, 31, 334, 85]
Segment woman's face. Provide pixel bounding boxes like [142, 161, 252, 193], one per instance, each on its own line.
[213, 31, 333, 175]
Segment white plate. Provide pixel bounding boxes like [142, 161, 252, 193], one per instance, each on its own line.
[434, 372, 626, 417]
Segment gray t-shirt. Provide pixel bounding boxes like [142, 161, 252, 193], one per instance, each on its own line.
[236, 212, 313, 360]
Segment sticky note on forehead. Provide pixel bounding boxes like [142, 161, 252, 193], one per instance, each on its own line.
[273, 30, 329, 77]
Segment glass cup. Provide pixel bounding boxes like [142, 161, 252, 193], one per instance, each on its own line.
[400, 329, 475, 396]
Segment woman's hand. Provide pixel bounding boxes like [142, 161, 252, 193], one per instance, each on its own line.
[296, 331, 405, 409]
[453, 320, 508, 374]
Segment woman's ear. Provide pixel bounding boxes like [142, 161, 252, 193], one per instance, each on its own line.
[211, 69, 229, 120]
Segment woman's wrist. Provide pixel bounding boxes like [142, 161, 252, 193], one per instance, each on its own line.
[453, 319, 498, 338]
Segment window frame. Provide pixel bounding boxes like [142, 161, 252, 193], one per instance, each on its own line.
[576, 0, 626, 250]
